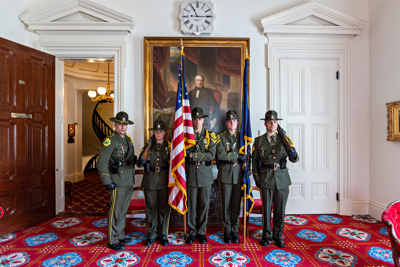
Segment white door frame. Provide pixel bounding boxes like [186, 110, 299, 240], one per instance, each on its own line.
[48, 44, 125, 214]
[267, 44, 351, 215]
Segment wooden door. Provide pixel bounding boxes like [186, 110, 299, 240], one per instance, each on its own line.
[0, 37, 55, 236]
[280, 59, 338, 214]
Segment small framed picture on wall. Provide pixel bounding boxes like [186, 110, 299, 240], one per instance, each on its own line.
[68, 124, 75, 137]
[386, 100, 400, 141]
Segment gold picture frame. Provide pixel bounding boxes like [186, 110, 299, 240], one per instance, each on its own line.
[143, 37, 250, 142]
[386, 100, 400, 141]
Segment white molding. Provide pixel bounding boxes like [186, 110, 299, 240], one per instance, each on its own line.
[19, 0, 136, 34]
[369, 200, 387, 221]
[267, 43, 351, 215]
[258, 1, 366, 40]
[352, 199, 369, 215]
[65, 171, 84, 183]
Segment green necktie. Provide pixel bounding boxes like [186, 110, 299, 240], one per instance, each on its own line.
[270, 135, 275, 145]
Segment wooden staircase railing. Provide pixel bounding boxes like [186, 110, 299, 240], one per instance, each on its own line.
[92, 100, 113, 143]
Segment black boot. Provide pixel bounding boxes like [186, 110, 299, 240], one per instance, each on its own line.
[223, 233, 232, 244]
[186, 235, 195, 244]
[145, 238, 156, 247]
[230, 232, 240, 243]
[107, 242, 126, 251]
[260, 237, 269, 247]
[272, 237, 285, 248]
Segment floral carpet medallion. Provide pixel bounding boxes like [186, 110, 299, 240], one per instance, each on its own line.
[336, 228, 370, 241]
[249, 217, 262, 225]
[168, 231, 186, 245]
[42, 252, 83, 267]
[155, 251, 193, 267]
[209, 250, 249, 267]
[378, 227, 388, 236]
[97, 251, 140, 267]
[351, 215, 380, 223]
[265, 249, 302, 267]
[251, 229, 285, 241]
[124, 232, 147, 245]
[25, 233, 58, 246]
[129, 219, 146, 228]
[296, 229, 326, 242]
[92, 218, 108, 228]
[315, 247, 357, 267]
[285, 216, 309, 225]
[0, 252, 30, 267]
[367, 247, 394, 264]
[209, 231, 225, 244]
[70, 231, 106, 246]
[0, 232, 16, 243]
[317, 215, 343, 224]
[51, 218, 82, 228]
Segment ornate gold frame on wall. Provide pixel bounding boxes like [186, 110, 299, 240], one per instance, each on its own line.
[386, 100, 400, 141]
[143, 37, 250, 142]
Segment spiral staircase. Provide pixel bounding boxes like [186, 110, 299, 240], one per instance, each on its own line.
[84, 101, 113, 173]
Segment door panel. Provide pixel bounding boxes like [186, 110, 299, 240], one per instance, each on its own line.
[0, 37, 55, 236]
[280, 59, 338, 214]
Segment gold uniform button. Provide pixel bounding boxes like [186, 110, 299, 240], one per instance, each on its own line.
[121, 171, 123, 173]
[273, 157, 275, 159]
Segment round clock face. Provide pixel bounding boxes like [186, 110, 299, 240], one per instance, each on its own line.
[181, 1, 213, 34]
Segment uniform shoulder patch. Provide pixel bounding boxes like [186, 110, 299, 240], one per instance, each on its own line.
[167, 141, 171, 148]
[103, 138, 111, 146]
[210, 131, 217, 138]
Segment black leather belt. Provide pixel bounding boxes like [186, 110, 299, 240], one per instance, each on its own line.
[218, 160, 238, 165]
[260, 163, 286, 170]
[120, 160, 132, 166]
[144, 166, 167, 173]
[187, 160, 212, 166]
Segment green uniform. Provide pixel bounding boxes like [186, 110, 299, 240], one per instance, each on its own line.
[216, 131, 244, 234]
[98, 132, 136, 246]
[138, 141, 171, 240]
[251, 133, 299, 239]
[186, 128, 218, 235]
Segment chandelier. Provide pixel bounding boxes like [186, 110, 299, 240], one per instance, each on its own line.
[88, 62, 114, 103]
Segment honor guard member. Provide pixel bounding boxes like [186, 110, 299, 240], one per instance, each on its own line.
[185, 107, 218, 244]
[97, 111, 137, 251]
[216, 110, 251, 244]
[137, 120, 171, 247]
[252, 110, 299, 248]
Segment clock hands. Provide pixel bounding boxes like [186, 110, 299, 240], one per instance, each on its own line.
[189, 3, 199, 17]
[190, 15, 213, 17]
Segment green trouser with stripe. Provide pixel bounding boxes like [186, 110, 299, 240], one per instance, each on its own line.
[219, 182, 241, 233]
[260, 187, 289, 239]
[107, 186, 133, 245]
[187, 185, 211, 236]
[144, 188, 171, 240]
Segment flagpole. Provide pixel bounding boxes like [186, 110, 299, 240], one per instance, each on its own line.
[180, 38, 187, 240]
[244, 140, 248, 244]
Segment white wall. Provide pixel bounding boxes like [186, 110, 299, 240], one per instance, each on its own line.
[369, 0, 400, 220]
[0, 0, 371, 214]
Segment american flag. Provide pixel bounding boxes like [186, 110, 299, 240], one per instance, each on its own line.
[168, 50, 196, 214]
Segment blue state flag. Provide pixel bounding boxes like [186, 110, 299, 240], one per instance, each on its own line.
[240, 56, 254, 216]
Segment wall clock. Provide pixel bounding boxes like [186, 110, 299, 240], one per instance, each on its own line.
[180, 1, 215, 35]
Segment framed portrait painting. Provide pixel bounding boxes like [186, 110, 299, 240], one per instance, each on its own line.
[143, 37, 250, 142]
[386, 100, 400, 141]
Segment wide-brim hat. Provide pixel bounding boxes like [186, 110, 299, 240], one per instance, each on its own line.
[224, 110, 240, 121]
[192, 107, 208, 119]
[110, 111, 134, 124]
[260, 110, 283, 121]
[149, 120, 169, 131]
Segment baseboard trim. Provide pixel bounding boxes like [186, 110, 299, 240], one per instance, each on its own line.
[369, 200, 387, 221]
[65, 171, 84, 183]
[352, 199, 369, 215]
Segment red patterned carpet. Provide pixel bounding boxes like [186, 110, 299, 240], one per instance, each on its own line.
[64, 172, 109, 214]
[0, 214, 397, 266]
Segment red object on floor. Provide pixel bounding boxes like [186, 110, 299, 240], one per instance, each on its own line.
[0, 214, 396, 266]
[128, 199, 146, 210]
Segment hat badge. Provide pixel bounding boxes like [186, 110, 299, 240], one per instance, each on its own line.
[271, 115, 274, 119]
[196, 112, 199, 116]
[230, 114, 233, 119]
[157, 125, 160, 129]
[122, 118, 126, 121]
